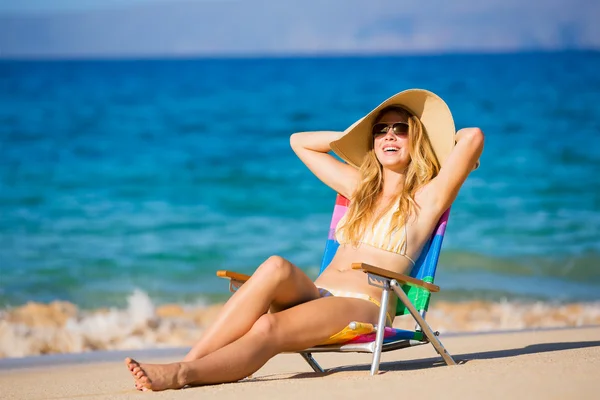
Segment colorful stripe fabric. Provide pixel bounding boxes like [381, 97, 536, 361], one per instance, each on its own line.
[351, 327, 424, 344]
[322, 325, 424, 346]
[396, 208, 449, 316]
[319, 195, 348, 275]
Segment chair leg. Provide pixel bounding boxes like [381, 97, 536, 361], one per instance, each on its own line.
[415, 310, 427, 331]
[300, 352, 324, 373]
[390, 280, 457, 366]
[370, 285, 391, 375]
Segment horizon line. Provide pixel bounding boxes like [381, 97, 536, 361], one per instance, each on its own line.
[1, 48, 598, 62]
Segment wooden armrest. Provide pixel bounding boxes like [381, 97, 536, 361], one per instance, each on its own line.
[216, 270, 251, 282]
[351, 263, 440, 292]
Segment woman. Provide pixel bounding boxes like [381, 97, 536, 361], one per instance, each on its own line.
[124, 89, 484, 391]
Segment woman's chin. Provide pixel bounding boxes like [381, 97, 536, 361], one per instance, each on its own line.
[378, 158, 409, 171]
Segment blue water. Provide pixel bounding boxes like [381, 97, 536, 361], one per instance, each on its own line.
[1, 52, 600, 309]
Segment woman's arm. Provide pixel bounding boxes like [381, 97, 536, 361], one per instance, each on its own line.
[290, 131, 360, 198]
[424, 127, 485, 212]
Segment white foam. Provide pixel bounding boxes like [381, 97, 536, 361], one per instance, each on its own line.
[1, 290, 599, 359]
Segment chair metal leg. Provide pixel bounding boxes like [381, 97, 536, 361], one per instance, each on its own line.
[415, 310, 427, 331]
[300, 352, 324, 373]
[370, 284, 391, 375]
[390, 280, 457, 366]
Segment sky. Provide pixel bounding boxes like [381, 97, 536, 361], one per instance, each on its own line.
[0, 0, 599, 58]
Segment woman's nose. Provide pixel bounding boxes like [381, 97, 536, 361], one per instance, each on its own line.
[384, 129, 396, 140]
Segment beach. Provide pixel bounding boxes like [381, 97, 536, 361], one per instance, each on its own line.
[1, 326, 598, 399]
[1, 53, 600, 397]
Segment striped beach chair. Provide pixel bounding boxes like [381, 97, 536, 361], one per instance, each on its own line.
[217, 194, 456, 375]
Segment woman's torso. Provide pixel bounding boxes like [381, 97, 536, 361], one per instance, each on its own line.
[314, 198, 441, 312]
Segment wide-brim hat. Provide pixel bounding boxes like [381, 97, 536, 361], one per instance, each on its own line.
[330, 89, 456, 169]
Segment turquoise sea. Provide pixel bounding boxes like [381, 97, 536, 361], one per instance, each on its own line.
[1, 52, 600, 309]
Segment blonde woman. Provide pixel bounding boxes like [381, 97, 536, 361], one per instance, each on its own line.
[124, 89, 484, 391]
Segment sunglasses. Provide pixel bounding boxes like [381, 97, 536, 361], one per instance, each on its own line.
[371, 122, 409, 137]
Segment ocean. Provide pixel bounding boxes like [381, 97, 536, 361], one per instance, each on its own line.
[1, 52, 600, 356]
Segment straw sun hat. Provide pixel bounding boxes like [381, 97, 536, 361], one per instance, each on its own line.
[330, 89, 456, 169]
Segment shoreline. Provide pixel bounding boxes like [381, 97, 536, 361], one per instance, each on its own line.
[2, 294, 599, 359]
[0, 324, 598, 371]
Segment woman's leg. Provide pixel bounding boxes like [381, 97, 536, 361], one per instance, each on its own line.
[126, 296, 380, 391]
[182, 255, 320, 362]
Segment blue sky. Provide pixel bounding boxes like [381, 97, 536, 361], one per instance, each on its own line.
[0, 0, 162, 13]
[0, 0, 598, 58]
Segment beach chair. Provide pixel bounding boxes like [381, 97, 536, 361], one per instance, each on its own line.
[217, 194, 456, 375]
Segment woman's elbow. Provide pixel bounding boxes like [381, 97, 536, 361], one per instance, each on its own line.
[289, 132, 301, 149]
[458, 127, 485, 149]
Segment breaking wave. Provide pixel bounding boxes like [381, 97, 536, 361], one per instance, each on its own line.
[1, 290, 599, 358]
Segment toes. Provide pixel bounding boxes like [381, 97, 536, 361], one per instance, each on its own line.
[124, 358, 153, 391]
[129, 367, 141, 379]
[124, 357, 139, 371]
[140, 376, 152, 390]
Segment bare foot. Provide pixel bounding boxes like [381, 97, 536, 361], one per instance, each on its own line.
[124, 357, 185, 391]
[124, 358, 145, 391]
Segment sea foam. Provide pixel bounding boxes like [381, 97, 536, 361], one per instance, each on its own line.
[1, 290, 599, 358]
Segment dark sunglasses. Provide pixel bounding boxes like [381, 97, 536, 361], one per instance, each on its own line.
[371, 122, 409, 137]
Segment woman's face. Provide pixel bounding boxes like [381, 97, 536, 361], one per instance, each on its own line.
[372, 109, 411, 171]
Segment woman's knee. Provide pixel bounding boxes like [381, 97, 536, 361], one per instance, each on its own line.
[250, 313, 279, 340]
[255, 255, 294, 282]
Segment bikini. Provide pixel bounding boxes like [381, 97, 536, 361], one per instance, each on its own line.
[317, 205, 416, 326]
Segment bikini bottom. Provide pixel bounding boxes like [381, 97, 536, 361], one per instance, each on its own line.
[316, 286, 393, 327]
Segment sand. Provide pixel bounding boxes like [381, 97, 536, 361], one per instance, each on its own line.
[1, 326, 598, 400]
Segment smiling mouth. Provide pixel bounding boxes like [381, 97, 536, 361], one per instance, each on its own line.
[383, 147, 399, 153]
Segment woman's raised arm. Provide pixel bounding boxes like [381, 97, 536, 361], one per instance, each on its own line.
[425, 127, 484, 212]
[290, 131, 360, 198]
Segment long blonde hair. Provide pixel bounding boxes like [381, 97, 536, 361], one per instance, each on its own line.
[338, 106, 441, 247]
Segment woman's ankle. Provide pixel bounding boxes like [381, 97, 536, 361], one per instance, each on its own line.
[175, 362, 191, 388]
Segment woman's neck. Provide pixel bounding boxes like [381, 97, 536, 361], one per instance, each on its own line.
[381, 168, 406, 198]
